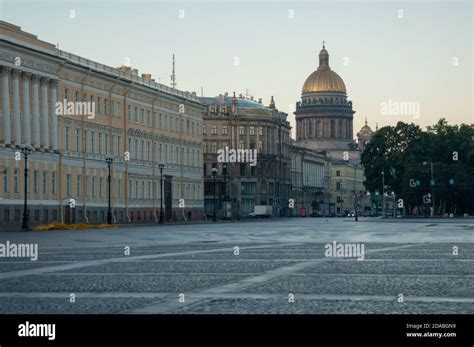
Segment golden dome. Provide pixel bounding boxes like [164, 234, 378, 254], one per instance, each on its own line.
[302, 44, 346, 94]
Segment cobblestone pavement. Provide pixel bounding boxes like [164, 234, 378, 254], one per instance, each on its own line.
[0, 218, 472, 314]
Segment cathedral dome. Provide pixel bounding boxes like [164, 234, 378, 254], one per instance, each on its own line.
[302, 44, 346, 94]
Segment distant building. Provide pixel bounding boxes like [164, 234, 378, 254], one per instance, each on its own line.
[294, 43, 358, 161]
[289, 144, 331, 216]
[357, 117, 374, 152]
[200, 93, 291, 218]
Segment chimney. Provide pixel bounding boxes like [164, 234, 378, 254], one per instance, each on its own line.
[141, 73, 153, 81]
[131, 68, 138, 76]
[258, 98, 262, 104]
[117, 65, 131, 73]
[224, 92, 228, 97]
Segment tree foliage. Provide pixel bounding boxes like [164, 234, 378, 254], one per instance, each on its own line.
[361, 119, 474, 215]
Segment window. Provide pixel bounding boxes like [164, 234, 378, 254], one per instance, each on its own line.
[91, 130, 95, 153]
[52, 172, 56, 194]
[64, 88, 69, 101]
[42, 171, 47, 194]
[211, 126, 217, 135]
[141, 108, 144, 124]
[165, 114, 168, 129]
[259, 127, 263, 136]
[98, 132, 102, 155]
[64, 127, 69, 151]
[336, 182, 341, 191]
[170, 116, 174, 131]
[128, 105, 132, 121]
[90, 96, 95, 112]
[4, 209, 10, 222]
[159, 113, 163, 128]
[147, 110, 151, 125]
[14, 169, 19, 193]
[75, 91, 80, 102]
[104, 99, 108, 115]
[66, 174, 71, 196]
[3, 168, 8, 193]
[240, 163, 246, 176]
[134, 107, 138, 122]
[76, 128, 80, 151]
[98, 97, 102, 114]
[239, 126, 245, 135]
[99, 177, 103, 198]
[336, 170, 341, 177]
[84, 130, 88, 152]
[239, 141, 245, 150]
[211, 143, 217, 153]
[203, 126, 207, 135]
[77, 175, 81, 196]
[33, 170, 39, 194]
[222, 126, 228, 135]
[92, 177, 96, 197]
[249, 126, 255, 136]
[105, 133, 109, 155]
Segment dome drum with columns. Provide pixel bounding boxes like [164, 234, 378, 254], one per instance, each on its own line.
[295, 43, 357, 158]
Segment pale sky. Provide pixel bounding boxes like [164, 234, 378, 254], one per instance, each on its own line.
[1, 0, 472, 137]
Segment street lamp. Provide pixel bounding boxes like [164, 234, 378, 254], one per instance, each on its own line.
[212, 167, 217, 222]
[158, 161, 165, 224]
[381, 170, 385, 218]
[21, 146, 33, 230]
[353, 190, 359, 222]
[106, 157, 113, 224]
[423, 161, 435, 216]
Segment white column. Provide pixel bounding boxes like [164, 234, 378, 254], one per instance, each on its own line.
[40, 77, 49, 149]
[1, 66, 11, 146]
[21, 72, 31, 146]
[31, 75, 41, 149]
[11, 69, 21, 146]
[50, 79, 58, 151]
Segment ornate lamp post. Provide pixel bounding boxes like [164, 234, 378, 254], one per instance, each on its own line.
[212, 167, 217, 222]
[21, 146, 33, 230]
[106, 157, 113, 224]
[158, 162, 165, 224]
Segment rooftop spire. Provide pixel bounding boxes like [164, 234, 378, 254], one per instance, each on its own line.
[319, 42, 329, 69]
[269, 96, 275, 109]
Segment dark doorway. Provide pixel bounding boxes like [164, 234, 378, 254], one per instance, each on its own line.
[164, 175, 173, 221]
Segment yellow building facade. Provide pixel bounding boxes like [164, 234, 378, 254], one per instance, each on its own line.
[0, 21, 205, 226]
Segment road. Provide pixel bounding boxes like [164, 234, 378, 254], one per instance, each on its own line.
[0, 218, 473, 314]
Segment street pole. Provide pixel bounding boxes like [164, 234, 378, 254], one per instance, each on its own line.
[354, 191, 358, 222]
[21, 147, 32, 230]
[159, 162, 165, 224]
[431, 161, 435, 216]
[212, 167, 217, 222]
[106, 157, 113, 224]
[381, 170, 385, 218]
